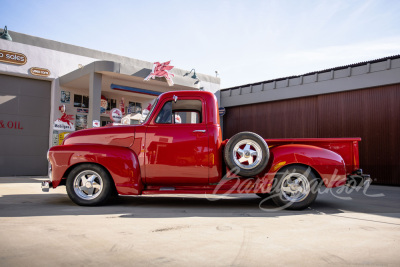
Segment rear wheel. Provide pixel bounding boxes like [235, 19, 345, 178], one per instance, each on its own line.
[224, 132, 269, 177]
[270, 165, 319, 210]
[66, 164, 114, 206]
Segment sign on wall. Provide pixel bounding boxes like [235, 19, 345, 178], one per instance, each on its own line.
[0, 120, 23, 130]
[0, 49, 27, 65]
[52, 131, 59, 146]
[30, 67, 50, 77]
[76, 114, 87, 130]
[58, 132, 70, 145]
[144, 60, 175, 86]
[54, 105, 75, 131]
[61, 91, 70, 103]
[219, 107, 226, 116]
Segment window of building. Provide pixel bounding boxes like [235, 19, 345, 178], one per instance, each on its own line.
[74, 94, 89, 108]
[128, 102, 142, 114]
[107, 98, 117, 110]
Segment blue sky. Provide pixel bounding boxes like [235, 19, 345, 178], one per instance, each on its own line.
[2, 0, 400, 88]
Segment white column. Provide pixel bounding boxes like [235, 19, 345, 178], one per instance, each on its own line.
[88, 72, 102, 128]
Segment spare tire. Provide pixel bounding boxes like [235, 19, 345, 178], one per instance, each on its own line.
[224, 132, 269, 177]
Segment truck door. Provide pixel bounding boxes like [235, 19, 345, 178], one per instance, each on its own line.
[145, 97, 209, 185]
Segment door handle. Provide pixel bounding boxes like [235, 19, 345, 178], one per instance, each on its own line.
[193, 130, 206, 133]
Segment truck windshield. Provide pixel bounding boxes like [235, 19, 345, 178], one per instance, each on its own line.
[142, 98, 159, 124]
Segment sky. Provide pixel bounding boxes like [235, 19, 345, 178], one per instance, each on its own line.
[1, 0, 400, 89]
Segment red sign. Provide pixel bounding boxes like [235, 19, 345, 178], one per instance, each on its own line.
[0, 120, 23, 130]
[144, 61, 175, 86]
[110, 108, 122, 122]
[54, 105, 75, 131]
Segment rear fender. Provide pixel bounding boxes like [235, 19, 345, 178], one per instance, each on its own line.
[48, 144, 143, 195]
[268, 144, 347, 188]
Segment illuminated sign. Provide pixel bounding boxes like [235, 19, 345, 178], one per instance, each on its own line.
[30, 67, 50, 77]
[0, 49, 27, 65]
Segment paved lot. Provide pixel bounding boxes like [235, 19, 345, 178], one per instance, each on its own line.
[0, 177, 399, 267]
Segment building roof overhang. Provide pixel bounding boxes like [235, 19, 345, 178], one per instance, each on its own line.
[59, 60, 205, 94]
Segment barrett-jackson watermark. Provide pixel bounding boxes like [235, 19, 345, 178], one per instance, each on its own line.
[205, 166, 383, 211]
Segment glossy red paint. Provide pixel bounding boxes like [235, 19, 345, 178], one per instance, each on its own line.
[265, 138, 361, 175]
[144, 95, 210, 185]
[266, 144, 347, 188]
[63, 125, 135, 147]
[48, 144, 142, 195]
[48, 90, 363, 197]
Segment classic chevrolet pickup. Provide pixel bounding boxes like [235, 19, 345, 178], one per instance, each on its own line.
[43, 90, 370, 210]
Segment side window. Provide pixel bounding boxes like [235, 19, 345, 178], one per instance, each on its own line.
[174, 111, 200, 124]
[155, 101, 172, 124]
[155, 99, 203, 124]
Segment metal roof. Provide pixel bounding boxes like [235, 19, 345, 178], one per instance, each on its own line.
[222, 54, 400, 91]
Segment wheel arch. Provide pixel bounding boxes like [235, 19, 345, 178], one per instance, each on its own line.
[268, 144, 347, 188]
[61, 162, 113, 186]
[274, 163, 322, 182]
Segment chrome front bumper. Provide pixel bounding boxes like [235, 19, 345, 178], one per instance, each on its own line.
[42, 160, 53, 192]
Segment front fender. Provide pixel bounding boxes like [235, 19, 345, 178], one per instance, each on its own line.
[48, 144, 143, 195]
[268, 144, 347, 188]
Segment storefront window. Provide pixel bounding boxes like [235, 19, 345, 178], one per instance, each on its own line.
[74, 94, 89, 108]
[128, 102, 142, 114]
[107, 98, 117, 110]
[73, 94, 82, 107]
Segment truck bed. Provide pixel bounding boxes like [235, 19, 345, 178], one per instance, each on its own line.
[265, 138, 361, 175]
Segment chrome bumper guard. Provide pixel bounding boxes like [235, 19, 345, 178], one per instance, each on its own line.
[41, 181, 52, 192]
[346, 169, 372, 188]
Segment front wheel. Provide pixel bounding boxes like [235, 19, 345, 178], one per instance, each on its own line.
[66, 164, 114, 206]
[270, 165, 320, 210]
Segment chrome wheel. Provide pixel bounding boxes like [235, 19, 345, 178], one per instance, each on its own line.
[233, 139, 263, 169]
[73, 170, 104, 200]
[280, 173, 311, 202]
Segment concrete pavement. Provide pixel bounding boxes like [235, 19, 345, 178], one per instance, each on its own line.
[0, 177, 399, 266]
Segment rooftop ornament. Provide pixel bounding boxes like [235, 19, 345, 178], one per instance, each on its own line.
[0, 26, 12, 41]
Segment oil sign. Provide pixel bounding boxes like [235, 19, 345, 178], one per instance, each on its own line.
[0, 49, 27, 65]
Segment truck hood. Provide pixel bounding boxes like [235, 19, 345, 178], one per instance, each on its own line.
[63, 125, 137, 147]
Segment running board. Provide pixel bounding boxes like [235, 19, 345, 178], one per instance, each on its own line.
[159, 187, 175, 191]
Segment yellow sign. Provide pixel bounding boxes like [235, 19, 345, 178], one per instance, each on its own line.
[30, 67, 50, 77]
[58, 132, 70, 145]
[0, 49, 27, 65]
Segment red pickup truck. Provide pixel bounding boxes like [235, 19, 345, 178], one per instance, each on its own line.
[43, 91, 370, 210]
